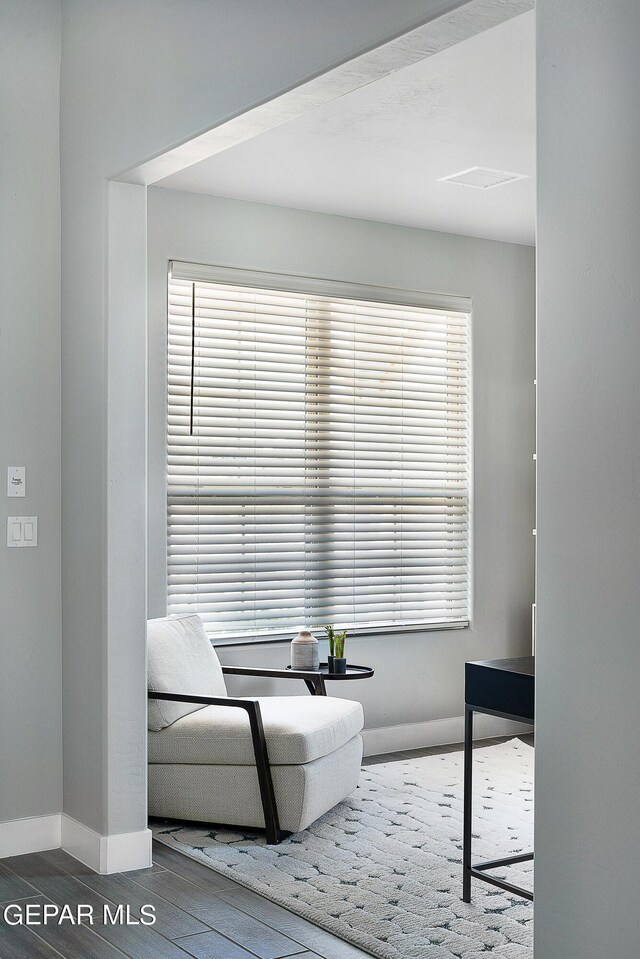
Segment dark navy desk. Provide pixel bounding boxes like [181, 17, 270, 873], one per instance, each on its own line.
[463, 656, 534, 902]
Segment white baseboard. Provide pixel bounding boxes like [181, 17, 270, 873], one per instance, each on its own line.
[100, 828, 153, 874]
[0, 814, 61, 859]
[362, 714, 531, 757]
[61, 815, 152, 874]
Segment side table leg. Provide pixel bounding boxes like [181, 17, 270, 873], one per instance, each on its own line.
[463, 704, 473, 902]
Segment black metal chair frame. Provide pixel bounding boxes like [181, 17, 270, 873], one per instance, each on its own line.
[148, 665, 328, 844]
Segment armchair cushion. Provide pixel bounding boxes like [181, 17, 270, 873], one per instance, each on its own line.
[148, 614, 227, 731]
[148, 694, 364, 765]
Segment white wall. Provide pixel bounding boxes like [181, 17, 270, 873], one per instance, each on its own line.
[148, 187, 535, 753]
[535, 1, 640, 954]
[0, 0, 62, 830]
[59, 0, 480, 844]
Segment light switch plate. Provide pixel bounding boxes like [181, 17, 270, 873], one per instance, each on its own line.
[7, 467, 26, 497]
[7, 516, 37, 547]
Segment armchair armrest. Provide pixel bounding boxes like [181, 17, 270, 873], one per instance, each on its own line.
[148, 690, 254, 710]
[147, 690, 282, 843]
[221, 665, 326, 695]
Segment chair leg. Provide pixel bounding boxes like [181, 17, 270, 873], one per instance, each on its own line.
[246, 701, 284, 843]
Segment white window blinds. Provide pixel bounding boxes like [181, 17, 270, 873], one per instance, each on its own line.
[167, 263, 471, 641]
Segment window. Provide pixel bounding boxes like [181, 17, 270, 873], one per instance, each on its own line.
[167, 263, 471, 642]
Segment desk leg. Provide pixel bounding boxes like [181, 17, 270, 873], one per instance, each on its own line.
[463, 704, 473, 902]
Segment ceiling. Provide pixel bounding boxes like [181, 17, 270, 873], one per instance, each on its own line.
[159, 11, 535, 246]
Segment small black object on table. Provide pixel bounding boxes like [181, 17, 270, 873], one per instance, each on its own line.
[286, 662, 374, 696]
[463, 656, 534, 903]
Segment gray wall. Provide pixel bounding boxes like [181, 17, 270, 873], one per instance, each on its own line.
[59, 0, 478, 837]
[0, 0, 62, 822]
[148, 187, 536, 752]
[535, 1, 640, 954]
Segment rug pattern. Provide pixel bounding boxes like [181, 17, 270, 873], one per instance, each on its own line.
[152, 739, 534, 959]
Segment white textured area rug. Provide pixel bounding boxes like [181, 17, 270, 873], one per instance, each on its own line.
[152, 739, 533, 959]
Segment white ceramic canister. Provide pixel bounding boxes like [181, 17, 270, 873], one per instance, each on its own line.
[291, 629, 319, 670]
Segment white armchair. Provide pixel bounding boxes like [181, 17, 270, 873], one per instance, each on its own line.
[147, 615, 364, 843]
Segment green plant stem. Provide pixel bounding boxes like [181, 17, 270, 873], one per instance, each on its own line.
[325, 625, 335, 657]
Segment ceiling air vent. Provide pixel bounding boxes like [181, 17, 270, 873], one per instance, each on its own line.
[438, 166, 528, 189]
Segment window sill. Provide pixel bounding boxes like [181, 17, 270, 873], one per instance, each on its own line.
[210, 620, 470, 648]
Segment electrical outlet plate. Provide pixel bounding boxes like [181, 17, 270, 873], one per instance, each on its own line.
[7, 466, 26, 497]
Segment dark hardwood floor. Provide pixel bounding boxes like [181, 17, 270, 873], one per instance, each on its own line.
[0, 844, 364, 959]
[0, 736, 533, 959]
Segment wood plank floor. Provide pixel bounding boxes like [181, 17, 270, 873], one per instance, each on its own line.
[0, 736, 533, 959]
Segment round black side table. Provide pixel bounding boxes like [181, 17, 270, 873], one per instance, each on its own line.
[286, 662, 374, 696]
